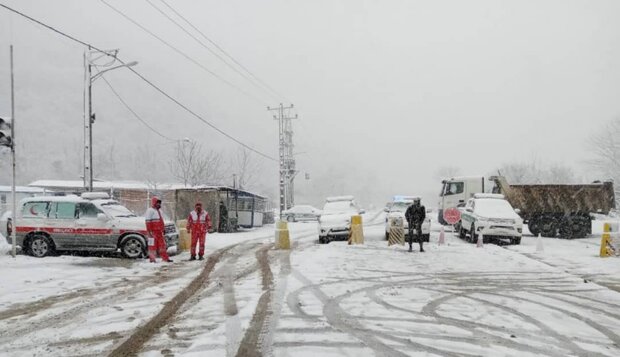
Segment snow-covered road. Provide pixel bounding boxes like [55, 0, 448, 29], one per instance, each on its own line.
[1, 218, 620, 356]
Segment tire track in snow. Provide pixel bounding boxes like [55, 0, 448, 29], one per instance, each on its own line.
[286, 265, 620, 356]
[108, 245, 232, 357]
[235, 243, 274, 357]
[0, 261, 196, 345]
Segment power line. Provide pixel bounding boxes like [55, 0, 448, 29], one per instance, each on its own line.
[99, 0, 268, 106]
[144, 0, 280, 103]
[121, 65, 276, 161]
[156, 0, 291, 103]
[0, 2, 277, 162]
[98, 73, 176, 142]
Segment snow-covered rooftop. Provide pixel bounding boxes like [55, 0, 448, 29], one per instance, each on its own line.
[0, 186, 46, 193]
[27, 180, 267, 198]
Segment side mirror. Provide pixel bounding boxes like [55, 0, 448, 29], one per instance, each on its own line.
[514, 208, 521, 214]
[359, 209, 366, 214]
[97, 213, 109, 221]
[466, 207, 473, 213]
[383, 207, 389, 212]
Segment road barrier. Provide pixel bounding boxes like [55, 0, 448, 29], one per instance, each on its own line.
[275, 220, 290, 249]
[600, 222, 619, 257]
[348, 215, 364, 245]
[388, 217, 405, 246]
[176, 219, 190, 251]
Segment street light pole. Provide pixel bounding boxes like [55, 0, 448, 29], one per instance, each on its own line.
[10, 45, 16, 258]
[87, 61, 93, 192]
[85, 54, 137, 192]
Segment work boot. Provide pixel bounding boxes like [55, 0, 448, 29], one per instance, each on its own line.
[166, 259, 174, 263]
[198, 256, 204, 261]
[408, 246, 412, 252]
[189, 256, 196, 261]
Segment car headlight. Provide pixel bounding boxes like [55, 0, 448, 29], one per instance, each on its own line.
[476, 221, 488, 231]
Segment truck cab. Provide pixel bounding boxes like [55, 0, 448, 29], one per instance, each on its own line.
[438, 176, 489, 225]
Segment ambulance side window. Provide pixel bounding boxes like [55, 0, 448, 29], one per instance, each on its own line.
[52, 202, 77, 219]
[22, 201, 50, 219]
[77, 203, 102, 219]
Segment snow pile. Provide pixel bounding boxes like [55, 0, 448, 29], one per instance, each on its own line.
[0, 232, 10, 255]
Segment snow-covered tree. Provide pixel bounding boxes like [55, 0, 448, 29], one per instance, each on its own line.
[588, 118, 620, 183]
[496, 161, 577, 184]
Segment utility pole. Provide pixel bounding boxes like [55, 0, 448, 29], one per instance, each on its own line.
[83, 49, 136, 192]
[86, 49, 94, 192]
[268, 103, 297, 218]
[10, 45, 16, 258]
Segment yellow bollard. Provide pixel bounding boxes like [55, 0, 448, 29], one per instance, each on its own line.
[176, 219, 191, 252]
[600, 223, 616, 257]
[348, 215, 364, 245]
[275, 220, 290, 249]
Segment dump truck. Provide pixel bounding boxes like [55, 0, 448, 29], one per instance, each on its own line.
[439, 176, 615, 238]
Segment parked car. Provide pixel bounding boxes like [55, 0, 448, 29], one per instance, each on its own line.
[282, 205, 321, 222]
[459, 193, 523, 245]
[1, 193, 179, 258]
[318, 196, 364, 244]
[384, 196, 430, 242]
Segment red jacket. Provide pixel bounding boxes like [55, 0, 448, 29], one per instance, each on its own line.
[187, 209, 212, 235]
[145, 196, 165, 236]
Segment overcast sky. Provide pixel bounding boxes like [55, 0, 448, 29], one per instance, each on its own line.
[1, 0, 620, 207]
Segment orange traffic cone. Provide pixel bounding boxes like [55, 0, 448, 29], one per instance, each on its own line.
[536, 234, 544, 253]
[438, 226, 445, 245]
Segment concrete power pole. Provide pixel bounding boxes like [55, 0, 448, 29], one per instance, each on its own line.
[268, 104, 297, 217]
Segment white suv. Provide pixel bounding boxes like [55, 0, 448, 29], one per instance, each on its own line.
[459, 194, 523, 245]
[1, 193, 179, 258]
[318, 196, 364, 244]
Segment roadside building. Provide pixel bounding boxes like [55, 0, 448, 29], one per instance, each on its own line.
[27, 180, 270, 231]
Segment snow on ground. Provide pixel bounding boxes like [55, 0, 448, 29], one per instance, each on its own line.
[506, 219, 620, 291]
[0, 232, 10, 255]
[0, 224, 315, 356]
[2, 216, 620, 356]
[269, 222, 620, 356]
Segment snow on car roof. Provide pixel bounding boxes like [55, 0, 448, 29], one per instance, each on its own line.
[393, 195, 420, 202]
[20, 195, 84, 203]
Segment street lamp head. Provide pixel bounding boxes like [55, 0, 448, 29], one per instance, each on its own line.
[91, 61, 139, 82]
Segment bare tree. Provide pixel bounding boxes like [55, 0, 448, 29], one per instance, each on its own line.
[497, 160, 576, 184]
[169, 141, 225, 186]
[588, 118, 620, 182]
[232, 147, 261, 190]
[93, 142, 119, 180]
[169, 141, 205, 187]
[203, 149, 226, 185]
[434, 166, 462, 180]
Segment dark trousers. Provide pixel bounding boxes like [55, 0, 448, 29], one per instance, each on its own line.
[408, 223, 424, 251]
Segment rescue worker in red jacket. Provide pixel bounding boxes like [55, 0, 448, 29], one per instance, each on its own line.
[145, 196, 172, 263]
[187, 202, 212, 261]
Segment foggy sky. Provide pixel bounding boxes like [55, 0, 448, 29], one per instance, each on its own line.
[1, 0, 620, 209]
